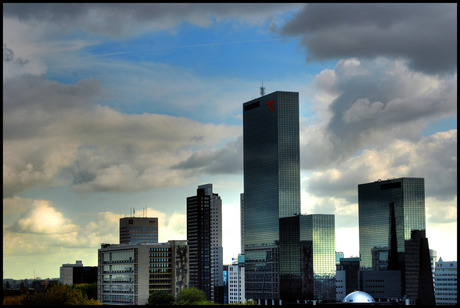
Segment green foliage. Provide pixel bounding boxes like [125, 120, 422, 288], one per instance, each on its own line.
[174, 287, 207, 305]
[21, 283, 101, 305]
[74, 282, 98, 300]
[146, 290, 175, 305]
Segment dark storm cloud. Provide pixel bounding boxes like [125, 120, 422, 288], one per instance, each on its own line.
[281, 3, 457, 75]
[3, 3, 303, 37]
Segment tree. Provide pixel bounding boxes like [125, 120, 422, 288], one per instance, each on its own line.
[74, 282, 97, 300]
[3, 294, 25, 305]
[146, 290, 175, 305]
[174, 287, 207, 305]
[21, 283, 101, 305]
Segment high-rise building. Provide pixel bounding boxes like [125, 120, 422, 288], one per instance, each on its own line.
[187, 184, 223, 302]
[358, 178, 426, 269]
[97, 240, 188, 305]
[242, 91, 300, 301]
[120, 217, 158, 244]
[434, 258, 457, 305]
[240, 193, 244, 255]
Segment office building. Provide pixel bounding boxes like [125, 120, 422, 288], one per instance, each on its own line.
[60, 260, 97, 285]
[187, 184, 223, 302]
[359, 270, 402, 300]
[228, 256, 246, 304]
[434, 258, 457, 305]
[336, 257, 360, 298]
[223, 265, 229, 304]
[97, 240, 188, 305]
[336, 252, 344, 265]
[299, 214, 336, 301]
[243, 91, 300, 301]
[120, 217, 158, 244]
[404, 230, 435, 305]
[240, 193, 244, 255]
[358, 178, 426, 269]
[336, 269, 346, 301]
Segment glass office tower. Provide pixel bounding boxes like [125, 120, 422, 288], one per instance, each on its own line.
[243, 91, 300, 301]
[358, 178, 426, 269]
[299, 214, 336, 301]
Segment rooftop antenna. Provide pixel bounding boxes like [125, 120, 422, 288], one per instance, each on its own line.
[260, 81, 265, 96]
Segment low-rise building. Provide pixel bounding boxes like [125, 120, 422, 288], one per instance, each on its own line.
[60, 260, 97, 285]
[228, 255, 245, 304]
[97, 240, 188, 305]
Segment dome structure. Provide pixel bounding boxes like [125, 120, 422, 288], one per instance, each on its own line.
[342, 291, 375, 303]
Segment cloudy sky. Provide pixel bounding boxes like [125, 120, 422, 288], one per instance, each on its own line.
[3, 3, 457, 279]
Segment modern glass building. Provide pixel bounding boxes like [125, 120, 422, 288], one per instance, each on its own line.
[242, 91, 300, 301]
[299, 214, 336, 301]
[358, 178, 426, 269]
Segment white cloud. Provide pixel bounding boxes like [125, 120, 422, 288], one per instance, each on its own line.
[8, 200, 79, 234]
[301, 58, 456, 169]
[304, 130, 457, 203]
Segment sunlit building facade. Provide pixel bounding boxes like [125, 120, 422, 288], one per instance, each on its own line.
[242, 91, 300, 301]
[358, 178, 426, 269]
[97, 240, 188, 305]
[299, 214, 336, 301]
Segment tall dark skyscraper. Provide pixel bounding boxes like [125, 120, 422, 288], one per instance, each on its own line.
[358, 177, 426, 269]
[187, 184, 223, 301]
[242, 91, 300, 301]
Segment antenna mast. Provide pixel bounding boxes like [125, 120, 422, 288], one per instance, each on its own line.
[260, 82, 265, 96]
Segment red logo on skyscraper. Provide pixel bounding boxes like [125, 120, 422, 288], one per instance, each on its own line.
[266, 100, 275, 112]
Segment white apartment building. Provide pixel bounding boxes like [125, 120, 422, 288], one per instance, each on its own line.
[434, 258, 457, 305]
[228, 259, 245, 304]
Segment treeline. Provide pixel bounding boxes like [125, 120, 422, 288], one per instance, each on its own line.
[146, 287, 257, 305]
[3, 282, 100, 305]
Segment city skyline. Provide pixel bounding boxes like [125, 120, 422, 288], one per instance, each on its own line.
[3, 3, 457, 279]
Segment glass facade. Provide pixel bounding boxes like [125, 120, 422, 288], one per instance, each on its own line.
[99, 248, 135, 305]
[243, 91, 300, 300]
[358, 178, 426, 269]
[299, 214, 336, 301]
